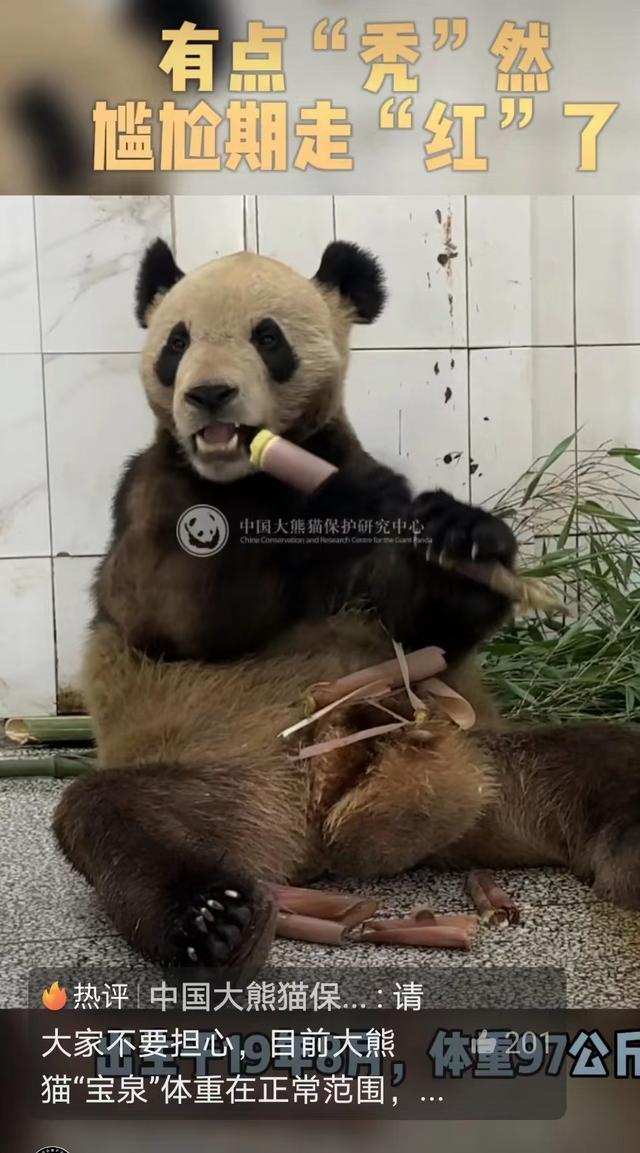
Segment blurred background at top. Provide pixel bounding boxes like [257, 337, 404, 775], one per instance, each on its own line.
[0, 0, 234, 193]
[4, 0, 640, 195]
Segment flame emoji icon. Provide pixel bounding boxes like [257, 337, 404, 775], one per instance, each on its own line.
[42, 981, 67, 1011]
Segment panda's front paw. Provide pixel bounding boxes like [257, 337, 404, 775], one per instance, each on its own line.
[414, 490, 516, 568]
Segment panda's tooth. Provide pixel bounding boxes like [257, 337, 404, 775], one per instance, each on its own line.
[194, 428, 241, 456]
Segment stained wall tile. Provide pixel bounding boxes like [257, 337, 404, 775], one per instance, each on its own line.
[335, 196, 467, 348]
[347, 350, 469, 498]
[470, 347, 575, 505]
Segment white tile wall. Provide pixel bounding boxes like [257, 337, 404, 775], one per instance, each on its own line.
[257, 196, 334, 275]
[0, 194, 638, 716]
[575, 198, 640, 345]
[35, 196, 172, 354]
[0, 199, 41, 354]
[577, 346, 640, 448]
[174, 196, 245, 271]
[53, 557, 99, 700]
[0, 560, 56, 715]
[467, 197, 574, 348]
[45, 354, 153, 556]
[0, 356, 50, 558]
[469, 347, 576, 505]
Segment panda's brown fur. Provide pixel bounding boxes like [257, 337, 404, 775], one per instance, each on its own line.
[53, 238, 640, 978]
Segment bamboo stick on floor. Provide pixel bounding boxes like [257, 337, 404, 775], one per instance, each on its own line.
[4, 716, 95, 746]
[0, 754, 96, 778]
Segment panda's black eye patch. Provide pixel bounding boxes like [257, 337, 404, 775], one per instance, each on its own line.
[251, 319, 298, 384]
[155, 322, 190, 387]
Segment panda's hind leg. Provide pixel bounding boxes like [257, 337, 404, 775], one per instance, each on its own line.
[475, 723, 640, 910]
[53, 761, 277, 978]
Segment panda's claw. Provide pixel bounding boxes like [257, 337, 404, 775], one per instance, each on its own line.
[172, 879, 272, 974]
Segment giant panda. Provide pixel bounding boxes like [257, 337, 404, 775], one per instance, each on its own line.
[54, 237, 640, 978]
[1, 0, 232, 192]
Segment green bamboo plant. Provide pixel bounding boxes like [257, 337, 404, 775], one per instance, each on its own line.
[483, 436, 640, 723]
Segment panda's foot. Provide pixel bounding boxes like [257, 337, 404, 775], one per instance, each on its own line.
[589, 819, 640, 911]
[171, 879, 277, 977]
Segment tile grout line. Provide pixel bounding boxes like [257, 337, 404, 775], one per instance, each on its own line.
[30, 196, 59, 714]
[3, 343, 640, 357]
[0, 556, 105, 564]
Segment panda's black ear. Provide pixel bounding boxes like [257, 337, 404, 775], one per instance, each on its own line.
[314, 241, 387, 324]
[126, 1, 235, 56]
[135, 239, 184, 328]
[127, 1, 219, 35]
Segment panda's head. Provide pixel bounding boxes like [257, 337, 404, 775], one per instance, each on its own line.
[135, 238, 386, 483]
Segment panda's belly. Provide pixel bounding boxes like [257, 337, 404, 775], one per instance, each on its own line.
[261, 609, 392, 683]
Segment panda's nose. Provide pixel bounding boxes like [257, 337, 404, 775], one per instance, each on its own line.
[186, 383, 238, 415]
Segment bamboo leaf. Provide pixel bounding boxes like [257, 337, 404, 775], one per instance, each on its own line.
[521, 433, 577, 505]
[556, 500, 578, 550]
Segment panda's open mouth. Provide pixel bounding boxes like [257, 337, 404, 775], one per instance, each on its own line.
[193, 422, 256, 458]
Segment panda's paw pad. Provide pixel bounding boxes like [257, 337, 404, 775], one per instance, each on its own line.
[175, 885, 254, 968]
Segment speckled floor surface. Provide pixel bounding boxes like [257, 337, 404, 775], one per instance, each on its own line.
[1, 766, 639, 1009]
